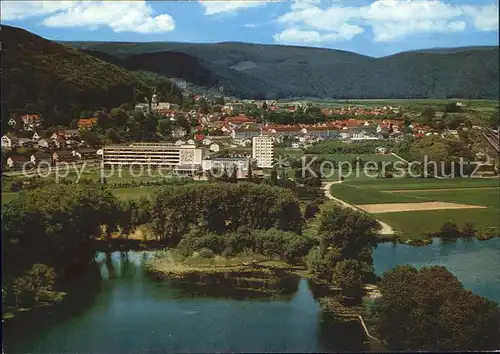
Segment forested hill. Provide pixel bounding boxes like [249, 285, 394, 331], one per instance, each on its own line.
[1, 25, 180, 126]
[67, 40, 500, 100]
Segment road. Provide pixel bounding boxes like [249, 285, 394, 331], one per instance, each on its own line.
[322, 181, 394, 235]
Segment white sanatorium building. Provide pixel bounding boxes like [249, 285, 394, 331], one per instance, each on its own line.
[102, 143, 203, 167]
[252, 136, 274, 168]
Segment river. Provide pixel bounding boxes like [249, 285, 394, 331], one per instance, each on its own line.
[4, 238, 499, 353]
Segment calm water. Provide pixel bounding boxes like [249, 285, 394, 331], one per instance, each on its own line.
[373, 238, 500, 303]
[4, 252, 365, 353]
[4, 238, 499, 353]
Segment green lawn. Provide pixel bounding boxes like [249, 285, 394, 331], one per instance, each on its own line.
[376, 208, 499, 240]
[305, 153, 401, 162]
[1, 192, 19, 205]
[2, 186, 159, 205]
[329, 178, 500, 240]
[376, 188, 500, 239]
[347, 178, 500, 190]
[330, 184, 429, 204]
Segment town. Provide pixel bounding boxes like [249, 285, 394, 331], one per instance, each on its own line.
[2, 94, 497, 179]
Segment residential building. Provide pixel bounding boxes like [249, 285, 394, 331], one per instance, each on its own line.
[102, 143, 203, 167]
[252, 135, 274, 168]
[32, 132, 40, 141]
[37, 139, 49, 149]
[16, 138, 32, 148]
[8, 118, 17, 128]
[6, 156, 29, 169]
[1, 135, 12, 149]
[209, 143, 220, 152]
[202, 157, 257, 179]
[234, 129, 261, 139]
[52, 151, 76, 164]
[78, 117, 98, 129]
[21, 114, 42, 131]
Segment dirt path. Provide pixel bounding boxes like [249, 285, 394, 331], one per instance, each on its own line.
[323, 181, 394, 235]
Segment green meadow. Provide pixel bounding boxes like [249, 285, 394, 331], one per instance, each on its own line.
[329, 177, 500, 240]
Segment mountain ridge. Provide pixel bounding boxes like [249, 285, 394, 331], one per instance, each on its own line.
[63, 39, 498, 59]
[69, 40, 499, 100]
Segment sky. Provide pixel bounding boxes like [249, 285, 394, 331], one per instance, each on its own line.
[1, 0, 499, 57]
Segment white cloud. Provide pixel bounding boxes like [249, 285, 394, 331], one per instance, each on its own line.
[274, 24, 363, 44]
[1, 1, 75, 21]
[462, 4, 499, 31]
[200, 1, 269, 15]
[273, 0, 499, 44]
[1, 1, 175, 34]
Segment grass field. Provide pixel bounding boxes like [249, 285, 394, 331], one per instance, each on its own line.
[330, 184, 427, 204]
[347, 178, 499, 190]
[329, 178, 500, 240]
[2, 186, 159, 205]
[305, 153, 401, 162]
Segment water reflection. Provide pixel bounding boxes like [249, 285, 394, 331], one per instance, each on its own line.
[4, 251, 366, 353]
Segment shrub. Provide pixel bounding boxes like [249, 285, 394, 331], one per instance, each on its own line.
[461, 222, 476, 238]
[440, 221, 461, 240]
[304, 202, 320, 219]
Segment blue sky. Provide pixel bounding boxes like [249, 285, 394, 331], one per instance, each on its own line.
[2, 0, 498, 57]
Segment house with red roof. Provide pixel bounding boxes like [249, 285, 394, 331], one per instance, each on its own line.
[21, 114, 43, 131]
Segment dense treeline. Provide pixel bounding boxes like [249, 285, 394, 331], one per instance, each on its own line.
[1, 25, 181, 127]
[177, 227, 314, 263]
[2, 185, 120, 278]
[150, 183, 303, 243]
[374, 265, 500, 351]
[69, 40, 499, 99]
[307, 205, 380, 297]
[2, 185, 121, 309]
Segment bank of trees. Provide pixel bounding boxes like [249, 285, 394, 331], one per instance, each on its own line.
[177, 227, 314, 263]
[374, 265, 500, 351]
[307, 205, 380, 297]
[150, 183, 303, 243]
[2, 184, 123, 310]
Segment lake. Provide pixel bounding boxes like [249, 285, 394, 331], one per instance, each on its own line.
[4, 238, 499, 353]
[373, 238, 500, 303]
[3, 251, 366, 353]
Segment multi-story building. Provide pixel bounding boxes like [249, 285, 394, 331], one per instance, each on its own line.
[252, 136, 274, 168]
[102, 143, 203, 167]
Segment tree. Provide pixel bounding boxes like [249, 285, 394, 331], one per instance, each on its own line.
[270, 167, 278, 186]
[461, 221, 476, 238]
[79, 129, 101, 147]
[488, 109, 499, 129]
[304, 202, 319, 219]
[156, 119, 172, 138]
[374, 265, 500, 351]
[230, 166, 238, 183]
[421, 107, 436, 119]
[440, 221, 461, 240]
[198, 99, 209, 114]
[110, 107, 128, 127]
[12, 264, 59, 308]
[331, 260, 364, 298]
[307, 205, 380, 288]
[247, 159, 254, 181]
